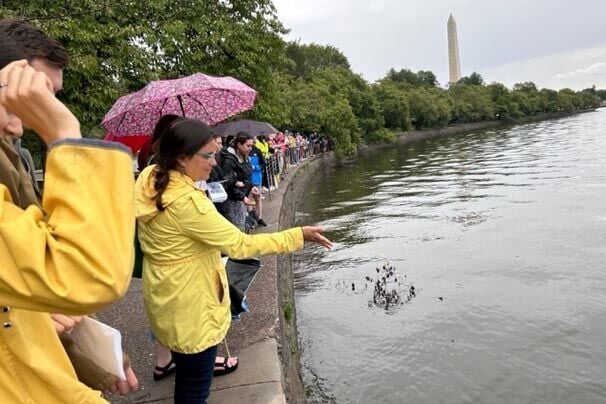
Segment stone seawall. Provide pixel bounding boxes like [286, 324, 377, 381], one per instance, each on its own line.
[275, 154, 334, 403]
[396, 120, 503, 144]
[359, 110, 595, 152]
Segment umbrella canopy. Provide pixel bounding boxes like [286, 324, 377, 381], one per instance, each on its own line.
[101, 73, 257, 137]
[213, 119, 278, 137]
[103, 133, 149, 154]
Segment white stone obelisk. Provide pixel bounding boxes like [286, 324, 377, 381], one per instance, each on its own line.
[447, 14, 461, 84]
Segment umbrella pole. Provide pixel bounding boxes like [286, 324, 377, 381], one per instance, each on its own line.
[177, 94, 186, 116]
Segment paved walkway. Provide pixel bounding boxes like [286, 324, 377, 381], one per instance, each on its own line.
[98, 158, 314, 404]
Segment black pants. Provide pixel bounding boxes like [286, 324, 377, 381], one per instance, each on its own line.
[171, 345, 218, 403]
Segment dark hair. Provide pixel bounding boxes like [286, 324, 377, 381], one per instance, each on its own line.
[151, 114, 179, 154]
[0, 20, 68, 68]
[153, 117, 215, 211]
[230, 131, 252, 148]
[224, 135, 235, 149]
[136, 115, 180, 170]
[0, 32, 25, 69]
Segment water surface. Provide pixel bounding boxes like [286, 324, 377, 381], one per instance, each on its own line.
[295, 110, 606, 403]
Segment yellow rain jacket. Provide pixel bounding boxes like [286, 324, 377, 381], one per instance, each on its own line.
[254, 139, 270, 158]
[135, 166, 303, 353]
[0, 139, 135, 404]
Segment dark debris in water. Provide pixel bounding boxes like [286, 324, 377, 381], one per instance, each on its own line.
[366, 261, 418, 311]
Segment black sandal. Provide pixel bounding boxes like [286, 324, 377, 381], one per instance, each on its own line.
[153, 359, 176, 381]
[213, 357, 239, 377]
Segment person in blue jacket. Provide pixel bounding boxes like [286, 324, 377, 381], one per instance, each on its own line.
[248, 140, 267, 227]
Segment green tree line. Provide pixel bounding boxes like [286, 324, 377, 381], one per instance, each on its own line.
[1, 1, 602, 158]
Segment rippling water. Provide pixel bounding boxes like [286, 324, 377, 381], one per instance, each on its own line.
[294, 110, 606, 404]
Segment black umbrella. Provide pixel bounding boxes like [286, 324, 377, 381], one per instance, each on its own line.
[214, 119, 278, 137]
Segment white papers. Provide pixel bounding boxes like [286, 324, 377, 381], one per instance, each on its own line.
[195, 180, 228, 203]
[206, 182, 228, 203]
[70, 317, 126, 380]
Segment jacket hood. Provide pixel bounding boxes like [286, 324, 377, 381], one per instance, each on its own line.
[225, 147, 249, 163]
[135, 165, 198, 223]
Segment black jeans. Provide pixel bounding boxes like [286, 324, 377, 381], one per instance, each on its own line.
[171, 345, 218, 403]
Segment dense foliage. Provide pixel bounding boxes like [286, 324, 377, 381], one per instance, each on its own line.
[1, 1, 602, 158]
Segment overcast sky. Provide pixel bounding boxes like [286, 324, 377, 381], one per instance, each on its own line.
[273, 0, 606, 90]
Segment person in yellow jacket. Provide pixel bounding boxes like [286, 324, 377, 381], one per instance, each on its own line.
[0, 20, 139, 396]
[135, 115, 332, 403]
[254, 134, 270, 158]
[0, 48, 134, 403]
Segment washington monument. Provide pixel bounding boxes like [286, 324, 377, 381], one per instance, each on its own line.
[447, 14, 461, 83]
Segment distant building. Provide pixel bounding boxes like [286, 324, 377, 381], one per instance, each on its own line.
[447, 14, 461, 84]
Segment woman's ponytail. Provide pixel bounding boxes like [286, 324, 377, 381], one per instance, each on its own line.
[153, 165, 170, 211]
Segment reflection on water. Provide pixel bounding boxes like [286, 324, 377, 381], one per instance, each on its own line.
[294, 110, 606, 403]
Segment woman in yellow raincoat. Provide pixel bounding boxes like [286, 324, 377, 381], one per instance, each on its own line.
[135, 115, 331, 403]
[0, 38, 134, 403]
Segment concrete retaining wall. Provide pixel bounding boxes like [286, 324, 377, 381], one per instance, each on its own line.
[359, 111, 595, 152]
[275, 154, 334, 403]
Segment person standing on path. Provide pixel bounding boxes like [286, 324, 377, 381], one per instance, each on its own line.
[221, 131, 255, 231]
[134, 116, 332, 403]
[249, 139, 267, 227]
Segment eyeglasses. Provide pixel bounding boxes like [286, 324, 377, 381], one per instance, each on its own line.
[195, 151, 217, 160]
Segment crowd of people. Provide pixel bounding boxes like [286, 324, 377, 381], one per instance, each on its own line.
[139, 127, 332, 235]
[0, 19, 332, 404]
[262, 131, 331, 183]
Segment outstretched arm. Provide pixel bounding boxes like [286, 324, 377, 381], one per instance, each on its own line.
[180, 193, 331, 258]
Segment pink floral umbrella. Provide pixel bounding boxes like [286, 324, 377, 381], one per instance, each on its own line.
[101, 73, 257, 137]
